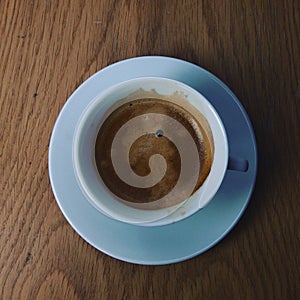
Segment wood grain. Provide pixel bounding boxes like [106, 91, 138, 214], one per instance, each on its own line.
[0, 0, 299, 299]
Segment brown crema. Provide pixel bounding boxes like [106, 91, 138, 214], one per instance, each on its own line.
[95, 98, 214, 209]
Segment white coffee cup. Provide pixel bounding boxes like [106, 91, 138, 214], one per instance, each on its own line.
[73, 77, 228, 226]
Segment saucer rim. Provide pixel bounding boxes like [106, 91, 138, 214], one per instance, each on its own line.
[49, 56, 257, 265]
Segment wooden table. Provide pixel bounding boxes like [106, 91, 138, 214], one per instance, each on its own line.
[1, 1, 299, 299]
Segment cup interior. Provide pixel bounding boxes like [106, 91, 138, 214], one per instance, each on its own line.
[73, 77, 228, 225]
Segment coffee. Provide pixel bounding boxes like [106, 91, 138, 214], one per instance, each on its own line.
[95, 98, 214, 210]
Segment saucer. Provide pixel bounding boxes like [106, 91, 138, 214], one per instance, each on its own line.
[49, 56, 257, 265]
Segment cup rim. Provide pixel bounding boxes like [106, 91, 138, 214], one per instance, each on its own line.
[73, 76, 228, 225]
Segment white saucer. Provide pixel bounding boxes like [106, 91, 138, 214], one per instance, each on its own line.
[49, 56, 257, 265]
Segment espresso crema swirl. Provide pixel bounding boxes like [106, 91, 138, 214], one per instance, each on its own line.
[95, 98, 214, 210]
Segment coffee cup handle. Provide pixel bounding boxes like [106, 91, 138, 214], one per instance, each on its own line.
[227, 156, 249, 172]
